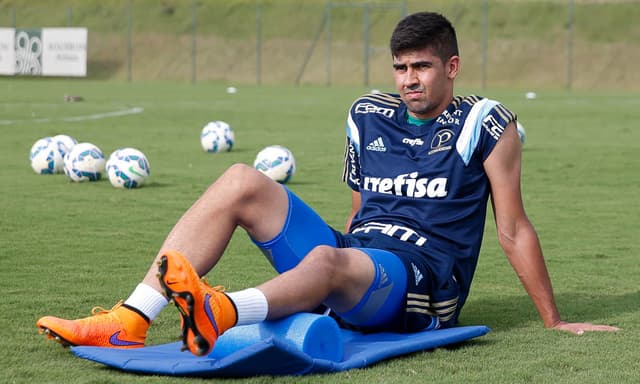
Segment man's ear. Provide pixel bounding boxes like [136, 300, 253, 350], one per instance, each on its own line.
[447, 56, 460, 80]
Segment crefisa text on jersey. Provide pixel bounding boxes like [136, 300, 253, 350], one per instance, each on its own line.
[363, 172, 448, 198]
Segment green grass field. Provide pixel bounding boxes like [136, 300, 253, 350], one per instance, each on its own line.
[1, 79, 639, 383]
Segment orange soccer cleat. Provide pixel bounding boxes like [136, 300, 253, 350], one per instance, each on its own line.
[157, 250, 237, 356]
[37, 301, 148, 348]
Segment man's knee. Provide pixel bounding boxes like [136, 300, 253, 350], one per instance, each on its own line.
[301, 245, 342, 276]
[222, 163, 262, 185]
[300, 246, 372, 289]
[210, 163, 269, 199]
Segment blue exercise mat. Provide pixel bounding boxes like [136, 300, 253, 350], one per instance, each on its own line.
[71, 313, 489, 377]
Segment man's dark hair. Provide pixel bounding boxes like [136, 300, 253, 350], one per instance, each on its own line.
[390, 12, 459, 64]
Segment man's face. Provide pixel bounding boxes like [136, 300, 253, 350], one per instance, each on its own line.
[392, 47, 458, 119]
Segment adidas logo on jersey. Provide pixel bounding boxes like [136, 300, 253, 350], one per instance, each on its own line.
[366, 137, 387, 152]
[411, 262, 424, 285]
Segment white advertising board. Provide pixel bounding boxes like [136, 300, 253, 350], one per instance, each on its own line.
[41, 28, 87, 77]
[0, 27, 87, 77]
[0, 28, 16, 75]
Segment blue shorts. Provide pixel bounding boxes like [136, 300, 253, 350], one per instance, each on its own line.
[252, 187, 447, 332]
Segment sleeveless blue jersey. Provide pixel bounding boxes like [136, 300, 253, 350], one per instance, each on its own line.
[341, 93, 516, 311]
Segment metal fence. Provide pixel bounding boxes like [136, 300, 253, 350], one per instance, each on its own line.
[3, 0, 640, 90]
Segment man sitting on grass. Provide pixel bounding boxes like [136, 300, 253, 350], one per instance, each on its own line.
[37, 12, 618, 356]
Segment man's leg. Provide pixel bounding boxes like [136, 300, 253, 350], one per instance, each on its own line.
[158, 244, 378, 355]
[140, 163, 290, 291]
[258, 246, 377, 318]
[37, 164, 292, 348]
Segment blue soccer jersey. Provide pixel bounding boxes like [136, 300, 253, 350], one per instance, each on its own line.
[342, 92, 516, 315]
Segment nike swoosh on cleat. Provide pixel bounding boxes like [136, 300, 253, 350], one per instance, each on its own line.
[109, 331, 144, 347]
[204, 293, 220, 335]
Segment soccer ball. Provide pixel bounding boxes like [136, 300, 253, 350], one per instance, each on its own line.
[253, 145, 296, 184]
[63, 142, 105, 182]
[29, 137, 64, 174]
[201, 121, 235, 152]
[106, 147, 150, 189]
[516, 121, 526, 145]
[52, 134, 77, 158]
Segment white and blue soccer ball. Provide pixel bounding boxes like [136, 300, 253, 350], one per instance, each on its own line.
[516, 121, 526, 145]
[106, 147, 150, 189]
[29, 137, 64, 174]
[52, 134, 77, 158]
[200, 121, 235, 153]
[63, 142, 105, 182]
[30, 135, 79, 174]
[253, 145, 296, 184]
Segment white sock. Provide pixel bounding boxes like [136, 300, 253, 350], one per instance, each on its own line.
[124, 283, 169, 321]
[227, 288, 268, 326]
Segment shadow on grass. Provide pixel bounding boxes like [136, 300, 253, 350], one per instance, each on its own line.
[460, 290, 638, 331]
[139, 181, 173, 189]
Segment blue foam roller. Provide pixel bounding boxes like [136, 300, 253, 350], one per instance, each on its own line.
[212, 313, 343, 361]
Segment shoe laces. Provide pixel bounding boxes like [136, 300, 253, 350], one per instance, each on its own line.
[90, 300, 124, 316]
[200, 277, 226, 293]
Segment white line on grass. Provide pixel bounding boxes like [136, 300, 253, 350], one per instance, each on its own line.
[0, 106, 144, 125]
